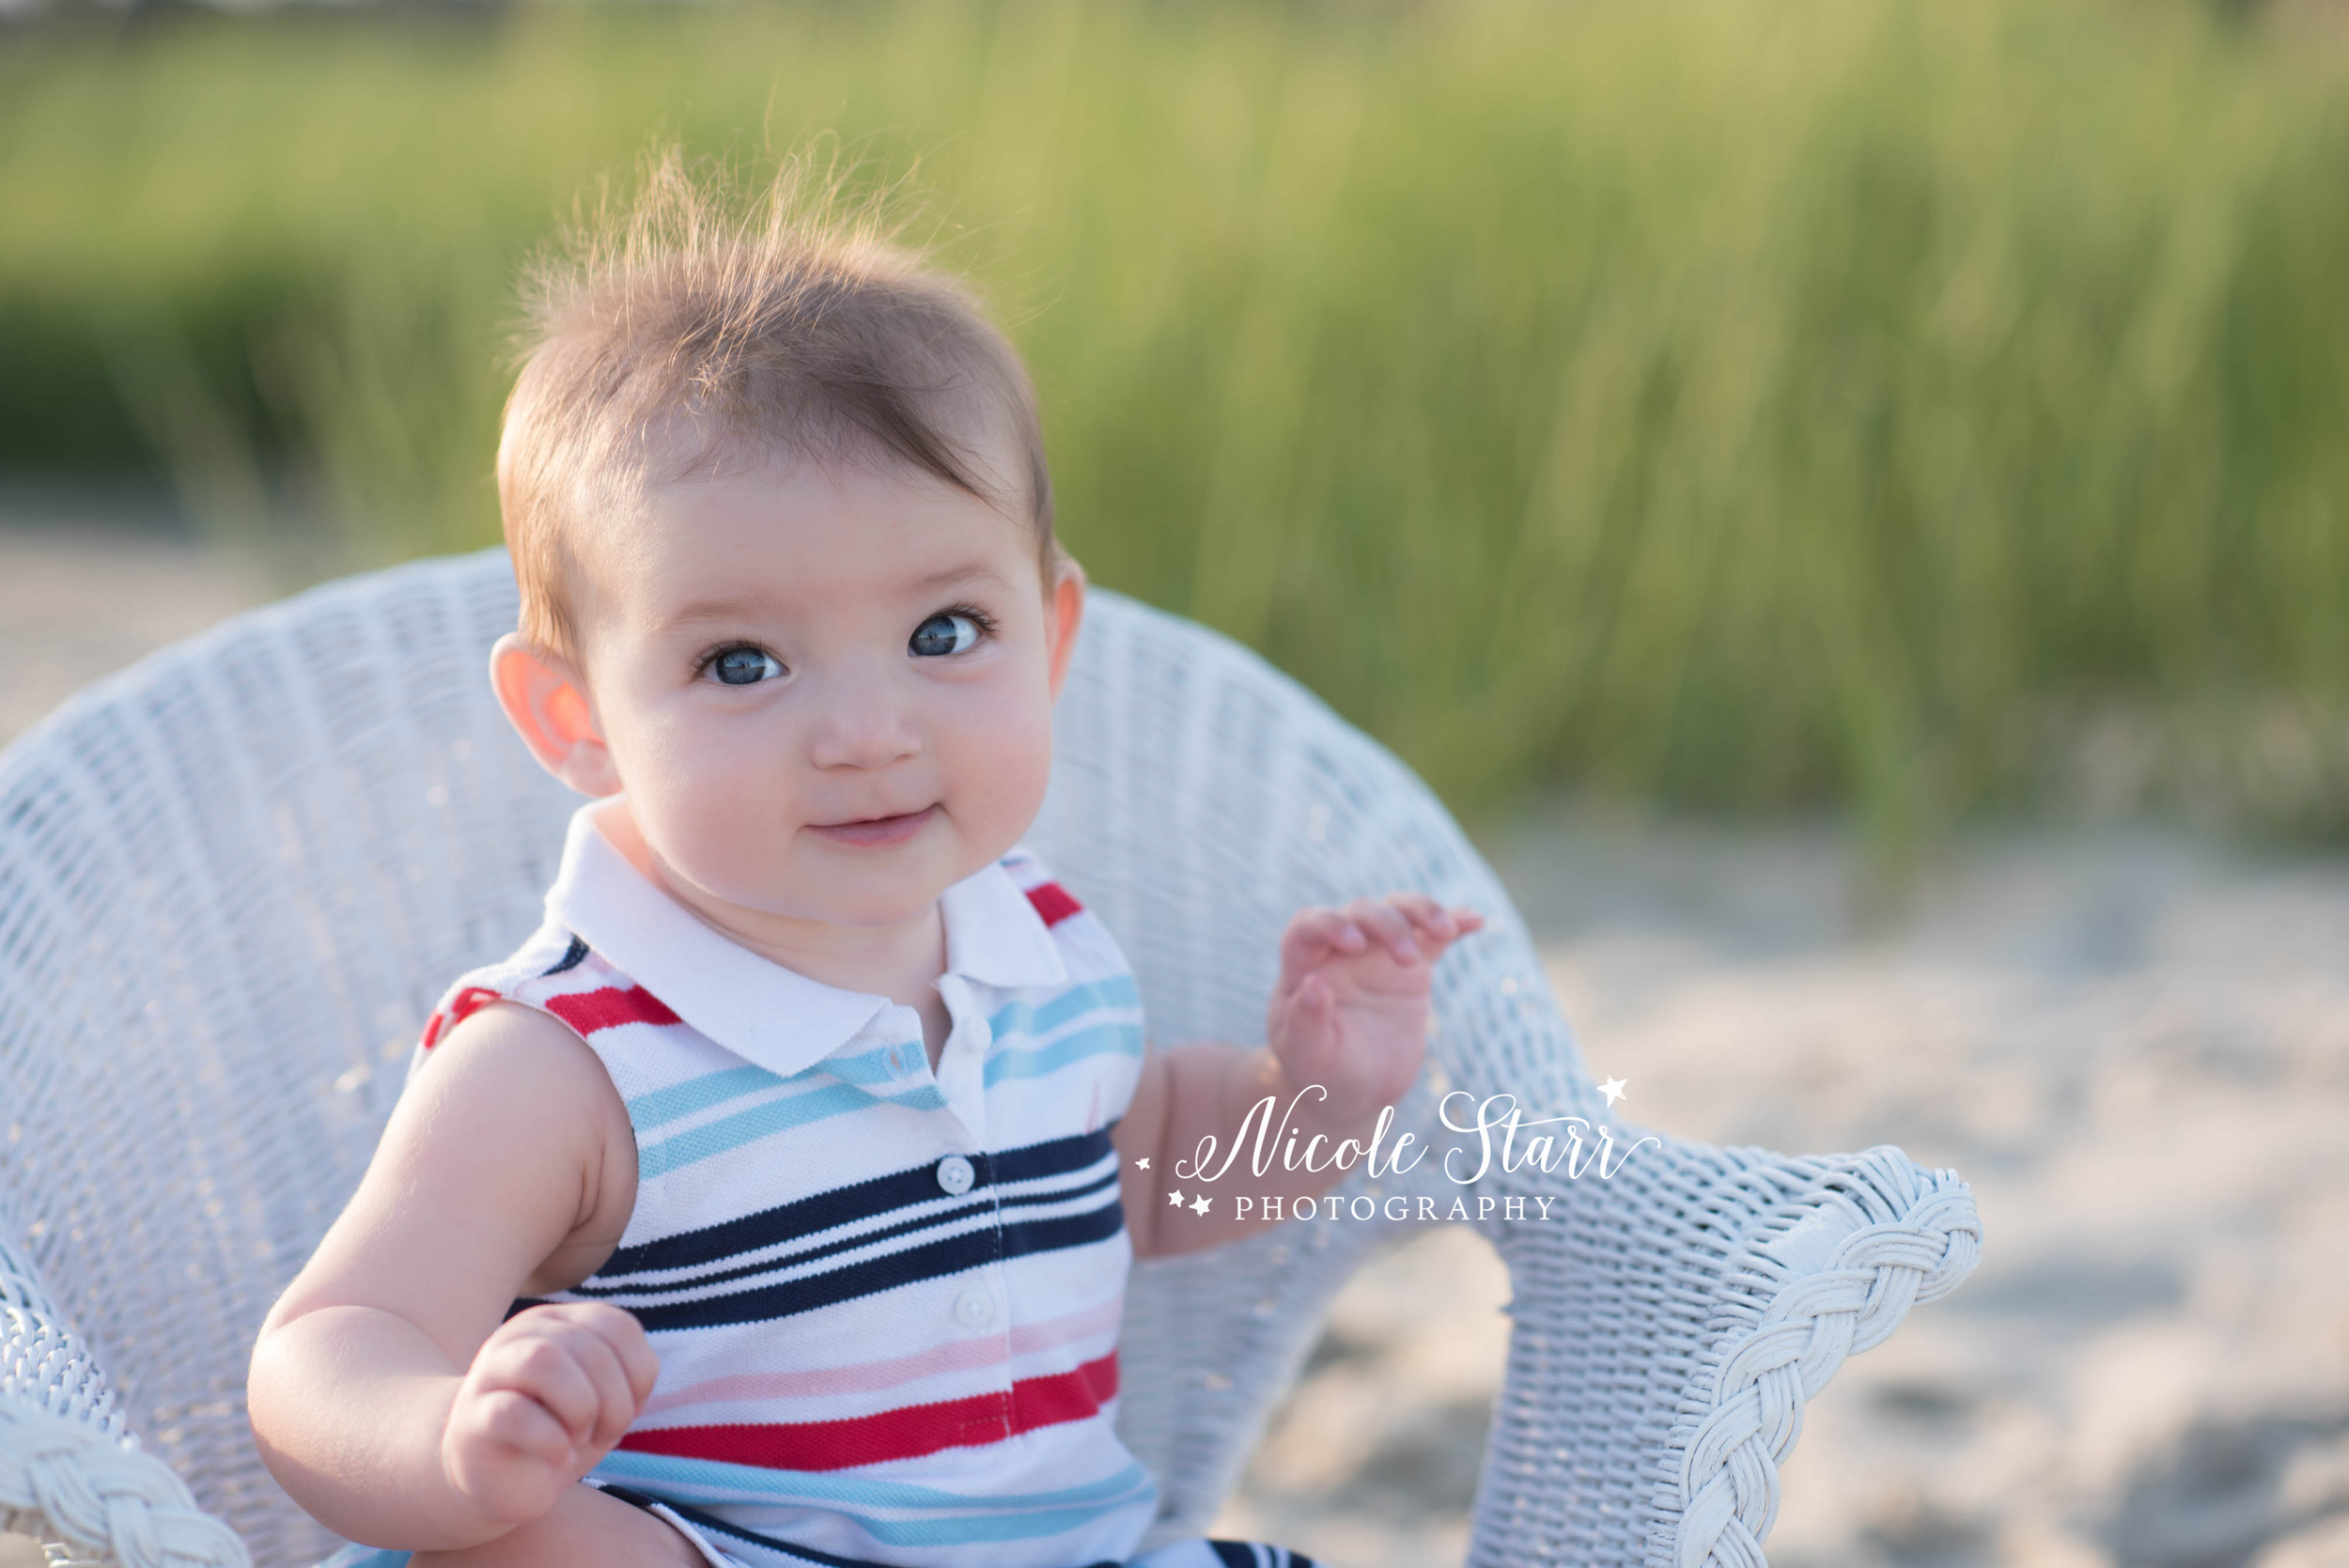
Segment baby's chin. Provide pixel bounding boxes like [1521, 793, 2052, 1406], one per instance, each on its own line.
[762, 889, 954, 929]
[677, 877, 904, 924]
[677, 856, 973, 932]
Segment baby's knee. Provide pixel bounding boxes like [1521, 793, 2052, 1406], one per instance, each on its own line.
[412, 1485, 705, 1568]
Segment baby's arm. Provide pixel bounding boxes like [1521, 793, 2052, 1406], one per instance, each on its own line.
[247, 1004, 656, 1551]
[1115, 895, 1480, 1257]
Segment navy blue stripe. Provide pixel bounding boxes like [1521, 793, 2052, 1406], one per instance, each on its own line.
[1209, 1545, 1261, 1568]
[599, 1126, 1116, 1278]
[542, 933, 590, 975]
[568, 1169, 1123, 1300]
[621, 1202, 1126, 1331]
[988, 1126, 1118, 1186]
[568, 1199, 990, 1299]
[998, 1198, 1126, 1265]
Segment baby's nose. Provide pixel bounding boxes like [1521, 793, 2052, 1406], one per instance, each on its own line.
[805, 674, 922, 770]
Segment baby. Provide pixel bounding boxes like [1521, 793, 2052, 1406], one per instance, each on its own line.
[247, 162, 1480, 1568]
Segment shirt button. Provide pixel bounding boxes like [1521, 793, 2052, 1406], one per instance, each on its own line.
[955, 1287, 995, 1329]
[936, 1155, 975, 1196]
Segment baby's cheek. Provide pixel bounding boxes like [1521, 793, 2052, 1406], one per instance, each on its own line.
[952, 702, 1055, 841]
[638, 733, 789, 879]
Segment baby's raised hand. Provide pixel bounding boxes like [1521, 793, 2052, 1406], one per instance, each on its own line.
[1268, 894, 1484, 1118]
[441, 1301, 659, 1529]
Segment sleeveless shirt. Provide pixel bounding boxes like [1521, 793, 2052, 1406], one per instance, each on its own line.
[409, 801, 1159, 1568]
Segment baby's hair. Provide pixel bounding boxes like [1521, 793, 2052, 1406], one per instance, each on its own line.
[497, 146, 1057, 667]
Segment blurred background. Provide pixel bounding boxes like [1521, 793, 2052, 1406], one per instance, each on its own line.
[3, 0, 2348, 1564]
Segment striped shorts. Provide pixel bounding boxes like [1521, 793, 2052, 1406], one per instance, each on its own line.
[587, 1482, 1315, 1568]
[319, 1537, 1312, 1568]
[318, 1490, 1316, 1568]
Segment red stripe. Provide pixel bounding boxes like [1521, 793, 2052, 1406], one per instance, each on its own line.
[1024, 880, 1082, 927]
[1014, 1345, 1119, 1429]
[616, 1351, 1118, 1472]
[419, 986, 503, 1050]
[545, 985, 682, 1034]
[449, 986, 500, 1027]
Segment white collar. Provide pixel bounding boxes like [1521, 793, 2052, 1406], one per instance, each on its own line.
[542, 800, 1068, 1081]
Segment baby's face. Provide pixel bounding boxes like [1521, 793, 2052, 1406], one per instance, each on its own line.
[562, 454, 1072, 932]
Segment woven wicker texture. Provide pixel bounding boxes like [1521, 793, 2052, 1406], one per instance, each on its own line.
[0, 549, 1979, 1568]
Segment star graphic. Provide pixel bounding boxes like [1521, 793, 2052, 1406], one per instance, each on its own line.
[1167, 1189, 1186, 1207]
[1597, 1076, 1628, 1109]
[1190, 1195, 1211, 1215]
[1134, 1157, 1150, 1171]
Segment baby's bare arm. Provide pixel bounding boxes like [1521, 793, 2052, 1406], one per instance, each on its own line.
[248, 1004, 650, 1550]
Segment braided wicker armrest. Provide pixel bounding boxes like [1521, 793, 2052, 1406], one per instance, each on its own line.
[1463, 1135, 1981, 1568]
[0, 1233, 249, 1568]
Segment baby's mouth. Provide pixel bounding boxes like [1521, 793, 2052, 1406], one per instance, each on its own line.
[807, 804, 939, 848]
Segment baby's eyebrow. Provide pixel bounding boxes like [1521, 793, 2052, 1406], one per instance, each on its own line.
[658, 563, 1011, 634]
[906, 562, 1013, 596]
[661, 595, 780, 632]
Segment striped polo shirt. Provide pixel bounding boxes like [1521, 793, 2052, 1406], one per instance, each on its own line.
[410, 800, 1158, 1568]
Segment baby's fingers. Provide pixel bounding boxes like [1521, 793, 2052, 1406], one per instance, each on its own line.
[1383, 893, 1454, 943]
[472, 1387, 575, 1471]
[1344, 898, 1422, 963]
[1283, 898, 1484, 983]
[1401, 899, 1485, 946]
[565, 1324, 646, 1455]
[497, 1335, 604, 1451]
[587, 1304, 661, 1412]
[1281, 908, 1369, 973]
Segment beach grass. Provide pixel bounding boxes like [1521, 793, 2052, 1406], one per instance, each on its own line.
[4, 0, 2347, 855]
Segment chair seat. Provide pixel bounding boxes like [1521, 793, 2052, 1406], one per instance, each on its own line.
[0, 549, 1980, 1568]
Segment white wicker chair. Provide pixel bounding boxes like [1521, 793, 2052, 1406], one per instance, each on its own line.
[0, 549, 1980, 1568]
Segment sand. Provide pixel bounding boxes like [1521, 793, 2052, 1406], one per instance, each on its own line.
[5, 514, 2345, 1568]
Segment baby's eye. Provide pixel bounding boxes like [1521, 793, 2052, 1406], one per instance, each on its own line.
[909, 613, 981, 659]
[706, 646, 785, 686]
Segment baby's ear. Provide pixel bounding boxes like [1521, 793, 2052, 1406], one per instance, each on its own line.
[1045, 556, 1087, 703]
[490, 633, 620, 797]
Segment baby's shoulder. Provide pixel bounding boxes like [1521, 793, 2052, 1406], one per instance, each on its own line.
[996, 846, 1132, 986]
[379, 972, 637, 1291]
[400, 923, 635, 1178]
[406, 920, 622, 1081]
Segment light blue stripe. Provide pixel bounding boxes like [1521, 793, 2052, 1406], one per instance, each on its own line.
[316, 1549, 410, 1568]
[595, 1450, 1155, 1516]
[986, 975, 1142, 1042]
[857, 1493, 1156, 1547]
[880, 1080, 952, 1112]
[638, 1082, 874, 1179]
[627, 1064, 787, 1132]
[825, 1040, 924, 1088]
[983, 1021, 1145, 1087]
